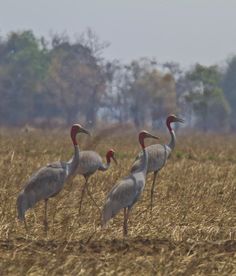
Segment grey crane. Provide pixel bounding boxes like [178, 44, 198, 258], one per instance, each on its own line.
[102, 130, 159, 236]
[76, 149, 117, 215]
[16, 124, 90, 232]
[130, 114, 184, 210]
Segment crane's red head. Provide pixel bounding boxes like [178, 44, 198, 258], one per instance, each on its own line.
[166, 114, 184, 132]
[139, 130, 159, 149]
[106, 149, 117, 164]
[70, 124, 90, 145]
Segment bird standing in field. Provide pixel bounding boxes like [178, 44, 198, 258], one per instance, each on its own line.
[76, 149, 117, 215]
[16, 124, 90, 232]
[131, 114, 184, 210]
[102, 130, 159, 236]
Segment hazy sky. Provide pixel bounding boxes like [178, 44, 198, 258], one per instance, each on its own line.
[0, 0, 236, 67]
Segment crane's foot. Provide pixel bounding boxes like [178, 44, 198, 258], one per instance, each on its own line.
[123, 208, 129, 237]
[147, 204, 154, 218]
[23, 218, 28, 232]
[44, 220, 48, 234]
[78, 206, 82, 216]
[123, 228, 128, 237]
[78, 187, 86, 216]
[148, 203, 153, 212]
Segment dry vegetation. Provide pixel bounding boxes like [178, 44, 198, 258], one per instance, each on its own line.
[1, 127, 236, 275]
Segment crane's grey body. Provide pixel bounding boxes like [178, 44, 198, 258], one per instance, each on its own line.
[102, 170, 146, 224]
[17, 162, 67, 221]
[101, 130, 159, 236]
[130, 115, 183, 210]
[131, 144, 171, 174]
[75, 151, 109, 177]
[16, 124, 89, 232]
[75, 149, 115, 215]
[17, 147, 79, 222]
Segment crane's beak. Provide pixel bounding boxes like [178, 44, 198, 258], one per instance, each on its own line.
[175, 117, 185, 123]
[146, 133, 160, 140]
[79, 127, 91, 136]
[112, 155, 118, 165]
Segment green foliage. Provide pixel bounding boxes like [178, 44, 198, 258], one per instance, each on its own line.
[187, 63, 221, 87]
[0, 30, 106, 126]
[186, 64, 230, 131]
[191, 88, 230, 131]
[126, 59, 176, 128]
[44, 41, 106, 124]
[0, 30, 235, 131]
[0, 31, 49, 125]
[5, 31, 48, 80]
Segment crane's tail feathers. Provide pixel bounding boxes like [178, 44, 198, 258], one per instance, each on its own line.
[101, 199, 122, 227]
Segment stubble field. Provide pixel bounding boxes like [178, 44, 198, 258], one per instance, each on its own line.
[0, 126, 236, 275]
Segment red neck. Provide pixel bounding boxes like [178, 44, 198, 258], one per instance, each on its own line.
[139, 135, 145, 149]
[71, 130, 77, 146]
[166, 118, 172, 132]
[106, 152, 111, 164]
[106, 153, 111, 164]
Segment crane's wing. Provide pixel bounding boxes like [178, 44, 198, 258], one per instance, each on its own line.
[102, 174, 143, 225]
[75, 151, 102, 176]
[22, 165, 66, 206]
[47, 161, 67, 169]
[130, 144, 167, 173]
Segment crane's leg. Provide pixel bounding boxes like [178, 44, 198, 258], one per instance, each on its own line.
[123, 208, 127, 236]
[23, 216, 28, 233]
[86, 185, 101, 215]
[150, 171, 158, 211]
[44, 199, 48, 233]
[123, 208, 130, 236]
[79, 178, 88, 215]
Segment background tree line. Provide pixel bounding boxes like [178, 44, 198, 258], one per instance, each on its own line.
[0, 29, 235, 131]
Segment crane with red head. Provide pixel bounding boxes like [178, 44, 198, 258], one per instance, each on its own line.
[131, 114, 184, 210]
[75, 148, 117, 215]
[16, 124, 90, 233]
[102, 130, 159, 236]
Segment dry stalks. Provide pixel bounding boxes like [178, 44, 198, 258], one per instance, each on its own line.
[0, 129, 236, 275]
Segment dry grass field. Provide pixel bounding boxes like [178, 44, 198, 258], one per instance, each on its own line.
[0, 127, 236, 275]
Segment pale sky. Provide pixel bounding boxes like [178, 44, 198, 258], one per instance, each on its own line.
[0, 0, 236, 67]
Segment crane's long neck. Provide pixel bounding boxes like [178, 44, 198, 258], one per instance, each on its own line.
[100, 162, 110, 171]
[139, 140, 148, 175]
[67, 145, 80, 177]
[100, 154, 112, 171]
[142, 147, 148, 174]
[167, 123, 176, 151]
[168, 129, 176, 150]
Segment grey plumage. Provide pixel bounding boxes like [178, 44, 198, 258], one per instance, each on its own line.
[102, 173, 145, 224]
[16, 124, 90, 232]
[17, 163, 67, 221]
[130, 144, 169, 174]
[75, 149, 117, 215]
[130, 115, 184, 210]
[102, 131, 159, 236]
[76, 150, 115, 177]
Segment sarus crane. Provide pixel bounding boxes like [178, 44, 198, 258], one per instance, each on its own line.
[102, 130, 159, 236]
[76, 149, 117, 215]
[16, 124, 90, 232]
[131, 114, 184, 210]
